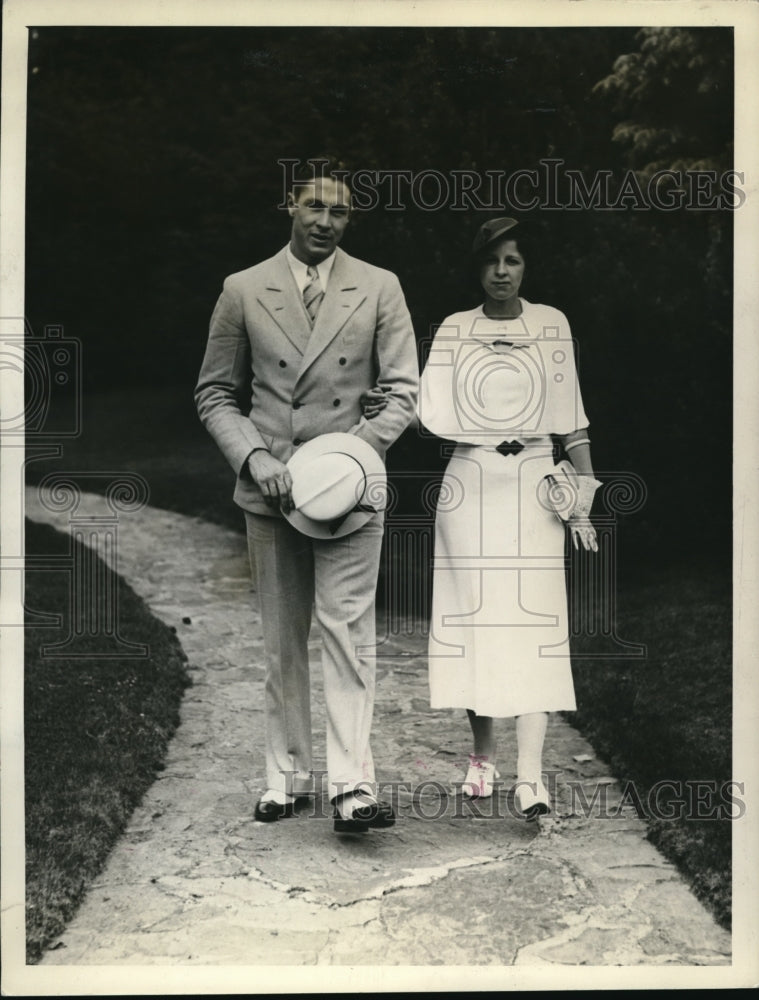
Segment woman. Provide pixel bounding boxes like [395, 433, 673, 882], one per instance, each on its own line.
[363, 217, 600, 819]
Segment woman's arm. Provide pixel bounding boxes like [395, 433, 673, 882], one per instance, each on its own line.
[562, 431, 593, 476]
[558, 430, 600, 552]
[560, 431, 594, 476]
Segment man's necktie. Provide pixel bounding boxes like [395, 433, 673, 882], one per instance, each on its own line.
[303, 266, 324, 324]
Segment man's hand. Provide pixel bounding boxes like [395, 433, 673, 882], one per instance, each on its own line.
[247, 450, 294, 511]
[360, 386, 389, 420]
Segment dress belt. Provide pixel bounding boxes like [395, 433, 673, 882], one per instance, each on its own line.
[495, 440, 524, 457]
[465, 436, 555, 457]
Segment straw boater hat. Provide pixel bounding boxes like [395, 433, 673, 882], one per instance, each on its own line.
[283, 432, 387, 539]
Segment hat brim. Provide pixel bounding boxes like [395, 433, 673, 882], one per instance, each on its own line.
[472, 217, 519, 255]
[283, 432, 387, 539]
[284, 506, 377, 540]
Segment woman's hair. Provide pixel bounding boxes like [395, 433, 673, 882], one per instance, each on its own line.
[472, 222, 536, 269]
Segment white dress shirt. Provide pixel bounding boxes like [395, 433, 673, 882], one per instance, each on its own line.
[285, 245, 337, 294]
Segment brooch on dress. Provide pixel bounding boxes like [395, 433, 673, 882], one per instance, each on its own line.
[471, 336, 530, 354]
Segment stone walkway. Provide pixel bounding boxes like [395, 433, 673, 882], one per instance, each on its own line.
[25, 487, 732, 979]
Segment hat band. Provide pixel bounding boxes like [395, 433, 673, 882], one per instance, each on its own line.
[327, 501, 379, 536]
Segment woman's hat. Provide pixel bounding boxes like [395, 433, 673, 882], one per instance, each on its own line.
[472, 216, 518, 255]
[284, 432, 387, 539]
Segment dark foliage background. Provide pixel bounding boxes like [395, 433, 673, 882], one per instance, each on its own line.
[25, 25, 734, 577]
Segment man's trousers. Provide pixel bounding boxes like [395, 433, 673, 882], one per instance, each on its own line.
[244, 510, 384, 802]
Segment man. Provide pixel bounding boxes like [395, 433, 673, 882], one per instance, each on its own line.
[195, 160, 418, 832]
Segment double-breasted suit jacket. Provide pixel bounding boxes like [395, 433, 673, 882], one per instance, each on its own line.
[195, 246, 419, 509]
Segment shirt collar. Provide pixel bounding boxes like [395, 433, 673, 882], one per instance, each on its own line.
[285, 244, 337, 290]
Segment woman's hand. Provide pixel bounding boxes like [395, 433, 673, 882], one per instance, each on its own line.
[569, 516, 598, 552]
[360, 386, 389, 420]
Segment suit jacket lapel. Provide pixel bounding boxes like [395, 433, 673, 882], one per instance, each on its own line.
[298, 250, 366, 380]
[255, 249, 312, 355]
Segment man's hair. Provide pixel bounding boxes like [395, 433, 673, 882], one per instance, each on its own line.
[291, 156, 353, 198]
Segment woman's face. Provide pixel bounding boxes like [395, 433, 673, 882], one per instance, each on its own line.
[479, 238, 525, 305]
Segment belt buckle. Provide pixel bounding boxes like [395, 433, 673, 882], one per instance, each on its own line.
[495, 440, 524, 458]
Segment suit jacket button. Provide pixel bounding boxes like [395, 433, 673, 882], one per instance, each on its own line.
[279, 360, 287, 368]
[339, 357, 347, 365]
[333, 399, 340, 407]
[292, 401, 301, 410]
[293, 438, 302, 446]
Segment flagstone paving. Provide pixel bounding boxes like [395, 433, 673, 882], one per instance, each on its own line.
[25, 488, 732, 971]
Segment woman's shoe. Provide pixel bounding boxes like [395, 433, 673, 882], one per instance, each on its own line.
[462, 754, 501, 799]
[514, 778, 551, 820]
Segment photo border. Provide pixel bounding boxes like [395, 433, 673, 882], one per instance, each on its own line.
[2, 0, 757, 993]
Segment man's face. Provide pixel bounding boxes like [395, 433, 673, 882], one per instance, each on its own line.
[287, 177, 351, 264]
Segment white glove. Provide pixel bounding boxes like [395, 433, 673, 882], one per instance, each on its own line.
[569, 516, 598, 552]
[571, 474, 602, 520]
[539, 462, 601, 552]
[569, 474, 601, 552]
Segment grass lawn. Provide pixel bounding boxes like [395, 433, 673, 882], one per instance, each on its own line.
[24, 519, 191, 962]
[570, 570, 732, 929]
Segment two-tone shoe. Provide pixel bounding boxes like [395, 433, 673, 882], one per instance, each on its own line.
[333, 790, 396, 833]
[254, 793, 310, 823]
[514, 779, 551, 820]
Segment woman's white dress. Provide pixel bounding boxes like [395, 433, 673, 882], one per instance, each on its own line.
[418, 300, 589, 718]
